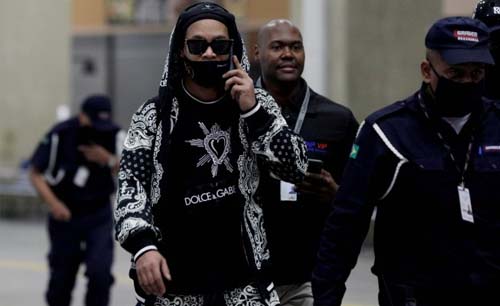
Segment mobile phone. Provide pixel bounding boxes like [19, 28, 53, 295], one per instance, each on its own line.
[308, 158, 324, 174]
[228, 45, 234, 70]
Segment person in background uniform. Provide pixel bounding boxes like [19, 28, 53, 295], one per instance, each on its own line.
[312, 16, 500, 306]
[254, 19, 358, 306]
[113, 3, 308, 306]
[474, 0, 500, 99]
[30, 95, 124, 306]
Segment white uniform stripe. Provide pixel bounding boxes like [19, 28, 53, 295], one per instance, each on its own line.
[372, 123, 408, 200]
[44, 134, 65, 185]
[355, 120, 365, 139]
[372, 123, 407, 161]
[379, 159, 407, 200]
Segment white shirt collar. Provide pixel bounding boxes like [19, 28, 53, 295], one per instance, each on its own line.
[442, 113, 471, 134]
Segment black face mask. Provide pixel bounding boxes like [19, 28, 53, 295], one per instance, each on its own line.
[78, 126, 111, 146]
[429, 65, 484, 117]
[184, 59, 230, 88]
[79, 126, 96, 145]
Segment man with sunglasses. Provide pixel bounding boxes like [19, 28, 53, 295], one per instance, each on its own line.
[313, 17, 500, 306]
[114, 3, 308, 306]
[253, 19, 358, 306]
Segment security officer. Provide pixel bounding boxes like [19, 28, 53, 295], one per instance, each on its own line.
[30, 95, 124, 306]
[254, 19, 358, 306]
[312, 17, 500, 306]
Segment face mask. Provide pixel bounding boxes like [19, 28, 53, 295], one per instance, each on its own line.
[78, 126, 96, 144]
[430, 66, 484, 117]
[184, 59, 230, 88]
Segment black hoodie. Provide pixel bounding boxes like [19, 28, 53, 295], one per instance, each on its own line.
[114, 1, 308, 301]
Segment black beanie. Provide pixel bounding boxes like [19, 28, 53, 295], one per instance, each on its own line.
[176, 2, 237, 41]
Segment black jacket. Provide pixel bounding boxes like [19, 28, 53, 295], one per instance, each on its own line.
[31, 117, 121, 215]
[257, 79, 358, 285]
[313, 87, 500, 306]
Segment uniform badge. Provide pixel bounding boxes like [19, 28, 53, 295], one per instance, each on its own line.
[349, 144, 359, 159]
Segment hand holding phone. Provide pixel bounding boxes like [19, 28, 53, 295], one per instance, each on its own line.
[296, 159, 338, 203]
[223, 55, 257, 112]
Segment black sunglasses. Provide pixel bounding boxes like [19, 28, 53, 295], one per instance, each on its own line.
[185, 39, 233, 55]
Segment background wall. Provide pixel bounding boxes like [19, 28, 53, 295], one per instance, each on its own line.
[0, 0, 488, 175]
[443, 0, 478, 16]
[342, 0, 441, 120]
[0, 0, 70, 174]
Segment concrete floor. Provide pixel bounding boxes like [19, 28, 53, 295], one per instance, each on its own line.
[0, 219, 377, 306]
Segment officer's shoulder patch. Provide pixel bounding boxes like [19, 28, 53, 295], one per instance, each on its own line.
[349, 143, 359, 159]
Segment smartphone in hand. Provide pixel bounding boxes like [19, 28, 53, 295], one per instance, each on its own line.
[228, 45, 234, 70]
[308, 158, 324, 174]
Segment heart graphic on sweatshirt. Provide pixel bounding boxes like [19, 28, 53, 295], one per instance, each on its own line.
[204, 134, 230, 165]
[186, 123, 234, 178]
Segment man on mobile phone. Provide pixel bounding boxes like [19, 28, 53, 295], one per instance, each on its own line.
[254, 19, 359, 306]
[114, 3, 308, 306]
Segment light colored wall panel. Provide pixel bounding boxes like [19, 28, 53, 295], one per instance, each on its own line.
[344, 0, 442, 120]
[0, 0, 70, 172]
[443, 0, 477, 16]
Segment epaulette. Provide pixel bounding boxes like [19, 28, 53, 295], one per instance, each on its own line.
[477, 96, 500, 113]
[487, 98, 500, 111]
[51, 117, 78, 134]
[365, 99, 410, 124]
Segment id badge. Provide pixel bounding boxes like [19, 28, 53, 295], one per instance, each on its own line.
[73, 166, 90, 187]
[458, 185, 474, 223]
[280, 181, 297, 201]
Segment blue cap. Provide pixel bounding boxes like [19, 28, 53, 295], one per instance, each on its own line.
[81, 95, 115, 131]
[425, 16, 494, 65]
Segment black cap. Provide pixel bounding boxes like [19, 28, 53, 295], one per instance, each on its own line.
[473, 0, 500, 31]
[425, 16, 494, 65]
[81, 95, 114, 131]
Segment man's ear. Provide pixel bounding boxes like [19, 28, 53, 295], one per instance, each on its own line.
[254, 44, 260, 60]
[421, 59, 432, 84]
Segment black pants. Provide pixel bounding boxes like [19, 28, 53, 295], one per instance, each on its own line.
[378, 278, 498, 306]
[45, 205, 114, 306]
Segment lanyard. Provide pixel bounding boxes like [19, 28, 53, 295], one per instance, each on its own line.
[256, 77, 311, 134]
[417, 94, 475, 186]
[293, 86, 311, 134]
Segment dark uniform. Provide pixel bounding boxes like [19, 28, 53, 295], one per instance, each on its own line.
[257, 78, 358, 285]
[312, 86, 500, 306]
[31, 116, 120, 306]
